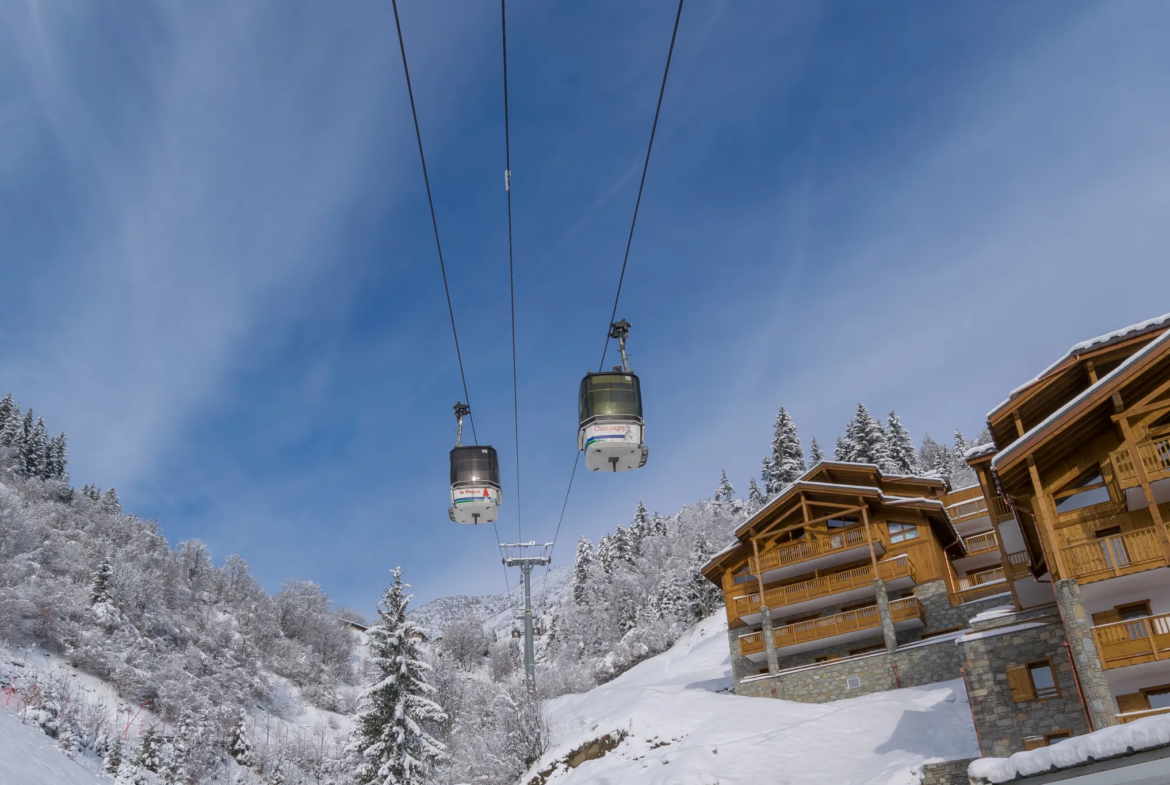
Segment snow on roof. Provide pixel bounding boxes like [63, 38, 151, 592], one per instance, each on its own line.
[988, 312, 1170, 420]
[968, 713, 1170, 784]
[955, 622, 1049, 644]
[993, 327, 1170, 471]
[964, 443, 996, 461]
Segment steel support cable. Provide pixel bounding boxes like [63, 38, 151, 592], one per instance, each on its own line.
[392, 0, 515, 597]
[542, 1, 685, 602]
[391, 0, 478, 446]
[597, 0, 684, 374]
[501, 0, 523, 546]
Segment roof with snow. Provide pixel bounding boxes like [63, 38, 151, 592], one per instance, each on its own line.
[992, 326, 1170, 473]
[987, 312, 1170, 421]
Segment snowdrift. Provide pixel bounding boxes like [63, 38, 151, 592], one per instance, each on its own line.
[532, 612, 980, 785]
[0, 710, 108, 785]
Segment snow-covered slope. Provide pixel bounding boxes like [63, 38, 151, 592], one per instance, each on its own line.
[0, 711, 108, 785]
[532, 612, 980, 785]
[409, 565, 571, 639]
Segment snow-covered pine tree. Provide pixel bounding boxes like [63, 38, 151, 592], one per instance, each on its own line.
[918, 434, 954, 478]
[157, 711, 195, 785]
[746, 478, 765, 511]
[596, 535, 614, 574]
[102, 487, 121, 512]
[350, 567, 446, 785]
[949, 429, 981, 488]
[228, 709, 253, 767]
[714, 469, 735, 503]
[759, 455, 776, 499]
[809, 437, 825, 466]
[847, 403, 891, 468]
[571, 537, 594, 606]
[24, 415, 49, 478]
[768, 407, 805, 494]
[45, 432, 68, 480]
[886, 411, 918, 474]
[113, 756, 141, 785]
[687, 533, 722, 620]
[631, 499, 650, 538]
[834, 433, 854, 462]
[651, 511, 668, 537]
[90, 557, 114, 606]
[104, 737, 124, 775]
[611, 524, 633, 566]
[136, 726, 163, 773]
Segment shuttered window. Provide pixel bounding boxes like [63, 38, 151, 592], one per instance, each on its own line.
[1023, 736, 1047, 751]
[1007, 666, 1035, 702]
[1029, 660, 1059, 699]
[1117, 692, 1151, 715]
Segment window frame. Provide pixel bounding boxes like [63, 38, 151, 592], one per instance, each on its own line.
[1052, 464, 1112, 515]
[887, 522, 920, 544]
[1027, 658, 1061, 700]
[826, 515, 860, 530]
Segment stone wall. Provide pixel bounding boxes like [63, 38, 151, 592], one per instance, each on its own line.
[737, 634, 964, 702]
[957, 619, 1090, 758]
[921, 759, 975, 785]
[726, 626, 757, 683]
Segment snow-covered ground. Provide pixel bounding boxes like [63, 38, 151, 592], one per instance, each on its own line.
[533, 612, 980, 785]
[0, 710, 107, 785]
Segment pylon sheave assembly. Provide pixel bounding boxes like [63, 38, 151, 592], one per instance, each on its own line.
[578, 319, 648, 472]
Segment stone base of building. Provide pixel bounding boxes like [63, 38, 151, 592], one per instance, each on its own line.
[921, 759, 975, 785]
[735, 632, 965, 702]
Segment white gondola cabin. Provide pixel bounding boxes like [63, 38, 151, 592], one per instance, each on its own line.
[449, 445, 501, 524]
[578, 371, 648, 472]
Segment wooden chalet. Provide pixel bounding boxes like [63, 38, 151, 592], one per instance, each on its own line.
[702, 462, 1014, 682]
[976, 313, 1170, 728]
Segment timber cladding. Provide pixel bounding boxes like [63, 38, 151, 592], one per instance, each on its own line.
[957, 621, 1090, 758]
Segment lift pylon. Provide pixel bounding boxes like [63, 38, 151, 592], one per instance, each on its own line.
[500, 541, 552, 689]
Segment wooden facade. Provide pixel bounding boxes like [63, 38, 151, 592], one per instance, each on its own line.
[977, 314, 1170, 726]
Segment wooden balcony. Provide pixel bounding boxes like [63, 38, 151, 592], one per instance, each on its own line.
[730, 556, 916, 623]
[964, 530, 999, 556]
[1061, 522, 1170, 584]
[1119, 707, 1170, 724]
[1093, 612, 1170, 670]
[749, 528, 880, 583]
[739, 598, 925, 659]
[1005, 550, 1031, 580]
[950, 567, 1009, 606]
[989, 495, 1014, 522]
[1110, 435, 1170, 491]
[947, 496, 989, 525]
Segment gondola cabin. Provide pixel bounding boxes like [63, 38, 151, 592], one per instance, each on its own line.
[577, 371, 648, 472]
[449, 445, 502, 524]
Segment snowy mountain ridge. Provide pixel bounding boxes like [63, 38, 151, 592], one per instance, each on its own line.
[409, 564, 572, 639]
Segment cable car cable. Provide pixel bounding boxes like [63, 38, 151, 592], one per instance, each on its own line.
[539, 0, 683, 601]
[393, 0, 515, 597]
[501, 0, 523, 545]
[391, 0, 478, 445]
[597, 0, 683, 374]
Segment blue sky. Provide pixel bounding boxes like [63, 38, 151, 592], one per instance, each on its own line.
[2, 1, 1168, 613]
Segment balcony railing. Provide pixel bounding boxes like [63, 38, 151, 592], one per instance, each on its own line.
[1061, 523, 1169, 584]
[750, 528, 868, 576]
[731, 556, 916, 621]
[950, 567, 1009, 606]
[1005, 550, 1031, 579]
[1111, 435, 1170, 490]
[771, 598, 923, 652]
[1092, 613, 1170, 670]
[947, 496, 989, 524]
[964, 530, 999, 556]
[989, 495, 1014, 522]
[1119, 707, 1170, 724]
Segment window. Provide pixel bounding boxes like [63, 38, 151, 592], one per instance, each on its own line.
[1022, 730, 1071, 751]
[888, 522, 919, 543]
[848, 643, 886, 656]
[1118, 602, 1153, 621]
[1007, 659, 1061, 701]
[1147, 687, 1170, 711]
[814, 654, 840, 664]
[846, 677, 862, 689]
[919, 626, 962, 641]
[827, 516, 859, 530]
[1045, 730, 1072, 744]
[840, 600, 878, 613]
[1148, 409, 1170, 434]
[1053, 465, 1111, 514]
[732, 563, 754, 586]
[1029, 661, 1059, 699]
[1023, 736, 1047, 751]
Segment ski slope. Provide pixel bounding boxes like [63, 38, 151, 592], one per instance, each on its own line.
[534, 612, 980, 785]
[0, 711, 107, 785]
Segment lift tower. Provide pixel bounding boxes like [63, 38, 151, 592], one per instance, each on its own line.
[500, 542, 552, 689]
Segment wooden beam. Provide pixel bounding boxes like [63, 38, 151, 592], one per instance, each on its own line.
[1085, 360, 1099, 385]
[860, 499, 882, 573]
[751, 537, 766, 602]
[756, 504, 869, 542]
[1013, 411, 1027, 438]
[1026, 456, 1067, 579]
[799, 492, 811, 524]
